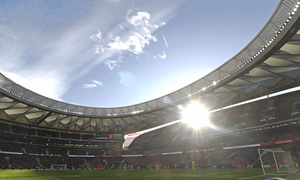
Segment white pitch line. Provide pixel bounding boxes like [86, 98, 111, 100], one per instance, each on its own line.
[239, 174, 266, 180]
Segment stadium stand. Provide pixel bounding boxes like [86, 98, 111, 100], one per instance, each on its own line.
[0, 1, 300, 177]
[0, 89, 299, 170]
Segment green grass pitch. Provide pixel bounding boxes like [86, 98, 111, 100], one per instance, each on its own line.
[0, 169, 299, 180]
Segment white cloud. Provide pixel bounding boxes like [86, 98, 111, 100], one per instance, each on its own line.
[83, 80, 103, 89]
[154, 51, 167, 60]
[105, 56, 123, 70]
[2, 71, 65, 100]
[83, 83, 97, 89]
[95, 45, 105, 54]
[89, 30, 102, 42]
[127, 12, 151, 27]
[92, 80, 103, 86]
[159, 51, 167, 59]
[91, 11, 160, 56]
[107, 36, 129, 51]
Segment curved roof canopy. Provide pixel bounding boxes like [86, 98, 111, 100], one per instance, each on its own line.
[0, 0, 300, 133]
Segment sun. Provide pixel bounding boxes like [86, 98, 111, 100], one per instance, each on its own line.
[180, 102, 211, 129]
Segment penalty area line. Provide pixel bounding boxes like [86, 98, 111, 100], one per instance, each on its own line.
[239, 174, 266, 180]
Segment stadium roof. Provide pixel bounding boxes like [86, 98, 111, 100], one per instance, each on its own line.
[0, 0, 300, 133]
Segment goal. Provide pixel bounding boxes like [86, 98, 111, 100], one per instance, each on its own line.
[51, 164, 67, 170]
[258, 148, 297, 175]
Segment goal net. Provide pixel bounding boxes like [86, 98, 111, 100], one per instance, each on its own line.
[51, 164, 67, 170]
[258, 148, 297, 175]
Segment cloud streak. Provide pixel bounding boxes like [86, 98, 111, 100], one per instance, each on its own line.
[0, 1, 113, 100]
[83, 80, 103, 89]
[0, 0, 184, 103]
[162, 34, 168, 47]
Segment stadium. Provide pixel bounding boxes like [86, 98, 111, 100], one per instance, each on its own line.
[0, 0, 300, 179]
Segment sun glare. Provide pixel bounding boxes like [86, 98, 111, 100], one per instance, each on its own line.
[180, 102, 211, 129]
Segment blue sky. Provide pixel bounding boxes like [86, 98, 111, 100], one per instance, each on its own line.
[0, 0, 279, 108]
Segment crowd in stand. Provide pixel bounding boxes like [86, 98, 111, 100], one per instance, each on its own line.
[0, 129, 298, 170]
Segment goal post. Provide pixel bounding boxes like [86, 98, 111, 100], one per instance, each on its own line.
[258, 148, 297, 175]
